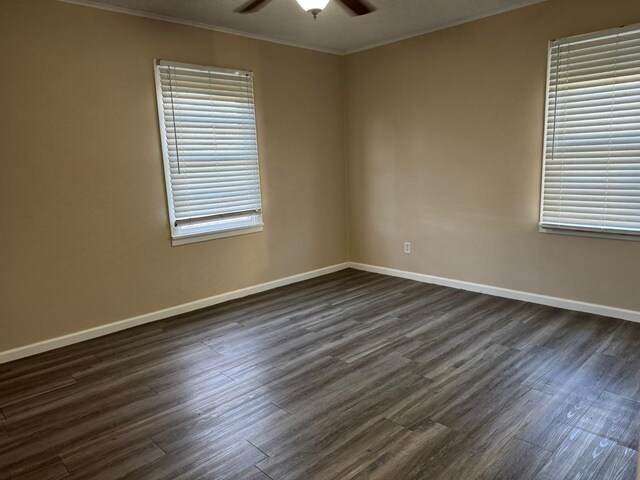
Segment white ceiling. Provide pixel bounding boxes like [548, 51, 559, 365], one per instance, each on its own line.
[61, 0, 546, 54]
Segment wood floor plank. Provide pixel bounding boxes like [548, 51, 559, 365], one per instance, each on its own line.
[255, 417, 408, 480]
[604, 352, 640, 403]
[535, 428, 616, 480]
[6, 456, 69, 480]
[1, 269, 639, 479]
[0, 374, 79, 411]
[151, 401, 290, 454]
[516, 352, 625, 452]
[0, 456, 70, 480]
[126, 439, 267, 480]
[0, 386, 160, 474]
[344, 421, 455, 480]
[597, 320, 640, 358]
[62, 438, 165, 480]
[250, 363, 431, 460]
[593, 443, 638, 480]
[3, 383, 157, 439]
[575, 391, 640, 450]
[427, 388, 552, 480]
[475, 437, 551, 480]
[533, 428, 618, 480]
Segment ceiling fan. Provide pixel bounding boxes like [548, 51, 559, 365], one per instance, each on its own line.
[236, 0, 375, 19]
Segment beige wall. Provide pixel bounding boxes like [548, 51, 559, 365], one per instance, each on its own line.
[0, 0, 347, 351]
[346, 0, 640, 311]
[3, 0, 640, 354]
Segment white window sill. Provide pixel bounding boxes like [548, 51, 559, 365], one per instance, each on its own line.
[539, 225, 640, 242]
[172, 224, 263, 246]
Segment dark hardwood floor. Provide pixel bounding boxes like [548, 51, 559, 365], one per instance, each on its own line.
[1, 269, 639, 479]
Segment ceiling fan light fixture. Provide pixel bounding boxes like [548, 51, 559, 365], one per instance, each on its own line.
[296, 0, 330, 18]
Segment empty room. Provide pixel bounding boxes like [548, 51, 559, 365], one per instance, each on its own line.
[2, 0, 640, 478]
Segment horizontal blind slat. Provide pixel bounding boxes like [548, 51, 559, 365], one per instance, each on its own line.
[155, 62, 262, 230]
[542, 27, 640, 235]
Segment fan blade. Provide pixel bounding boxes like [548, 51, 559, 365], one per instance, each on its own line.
[337, 0, 374, 15]
[235, 0, 272, 13]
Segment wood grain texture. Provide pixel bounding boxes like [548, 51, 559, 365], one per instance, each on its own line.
[0, 269, 638, 479]
[533, 428, 617, 480]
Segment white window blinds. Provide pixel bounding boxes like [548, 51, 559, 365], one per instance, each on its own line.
[540, 25, 640, 236]
[154, 60, 263, 241]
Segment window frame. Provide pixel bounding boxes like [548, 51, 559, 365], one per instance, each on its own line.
[538, 24, 640, 242]
[153, 60, 264, 246]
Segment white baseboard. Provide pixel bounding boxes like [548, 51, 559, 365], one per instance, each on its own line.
[4, 260, 638, 364]
[349, 262, 640, 324]
[0, 263, 350, 364]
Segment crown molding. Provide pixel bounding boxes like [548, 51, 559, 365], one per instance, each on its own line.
[343, 0, 546, 54]
[56, 0, 343, 55]
[57, 0, 546, 56]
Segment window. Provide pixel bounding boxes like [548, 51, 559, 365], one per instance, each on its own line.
[154, 60, 263, 245]
[540, 25, 640, 238]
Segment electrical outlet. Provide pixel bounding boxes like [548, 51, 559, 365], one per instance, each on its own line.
[404, 242, 411, 254]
